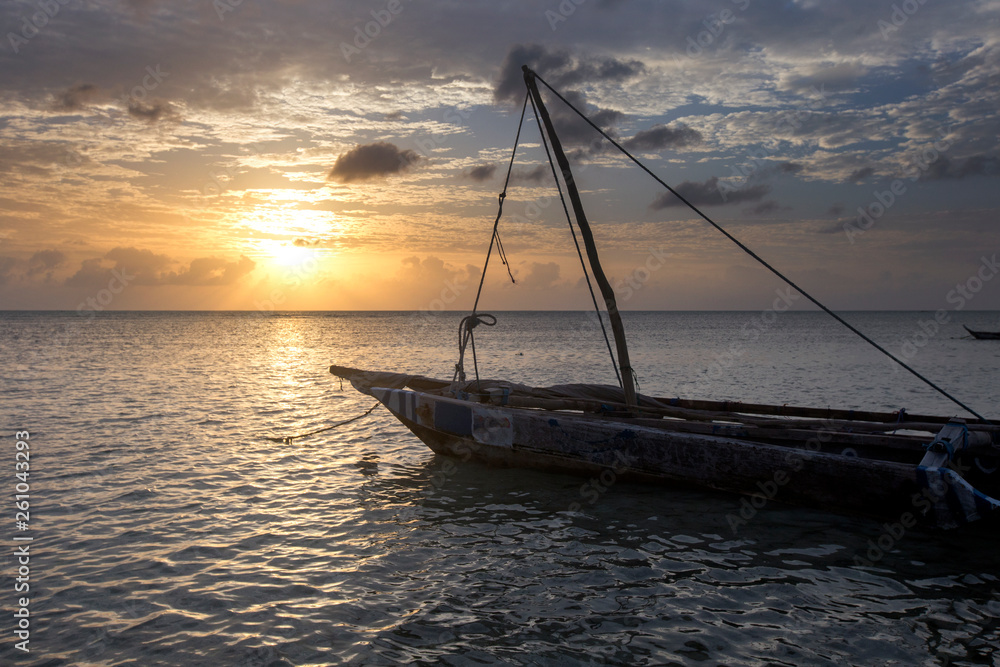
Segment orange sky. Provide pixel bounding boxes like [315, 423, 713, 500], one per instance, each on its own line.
[1, 1, 999, 312]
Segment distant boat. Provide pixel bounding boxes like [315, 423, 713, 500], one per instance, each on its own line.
[964, 325, 1000, 340]
[331, 66, 1000, 529]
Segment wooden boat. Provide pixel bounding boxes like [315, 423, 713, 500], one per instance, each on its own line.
[331, 67, 1000, 529]
[330, 365, 1000, 529]
[965, 325, 1000, 340]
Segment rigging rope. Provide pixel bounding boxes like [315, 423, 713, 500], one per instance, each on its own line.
[455, 92, 530, 386]
[527, 93, 623, 389]
[265, 401, 381, 443]
[531, 72, 988, 422]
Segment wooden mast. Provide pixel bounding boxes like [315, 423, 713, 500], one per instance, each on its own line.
[522, 65, 638, 409]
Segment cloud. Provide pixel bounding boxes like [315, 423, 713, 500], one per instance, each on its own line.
[846, 166, 874, 183]
[919, 155, 1000, 181]
[494, 44, 644, 105]
[0, 256, 18, 285]
[127, 100, 178, 123]
[623, 124, 702, 151]
[743, 200, 783, 215]
[511, 165, 549, 184]
[27, 249, 67, 282]
[464, 164, 497, 182]
[650, 177, 770, 209]
[779, 63, 868, 94]
[66, 247, 255, 288]
[103, 247, 173, 285]
[517, 261, 561, 289]
[494, 44, 642, 152]
[52, 84, 101, 111]
[776, 162, 803, 174]
[169, 255, 255, 286]
[327, 141, 421, 183]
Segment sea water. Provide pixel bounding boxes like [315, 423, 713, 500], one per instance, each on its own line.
[2, 310, 999, 666]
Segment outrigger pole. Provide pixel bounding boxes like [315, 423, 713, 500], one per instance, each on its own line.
[522, 65, 638, 409]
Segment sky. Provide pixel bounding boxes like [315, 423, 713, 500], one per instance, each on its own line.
[0, 0, 999, 312]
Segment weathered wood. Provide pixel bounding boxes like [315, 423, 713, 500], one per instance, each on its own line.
[486, 393, 1000, 438]
[522, 65, 637, 409]
[642, 395, 993, 426]
[625, 416, 930, 454]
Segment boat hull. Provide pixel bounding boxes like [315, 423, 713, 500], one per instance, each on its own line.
[370, 387, 1000, 529]
[965, 325, 1000, 340]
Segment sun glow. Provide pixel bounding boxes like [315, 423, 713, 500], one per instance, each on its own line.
[269, 242, 315, 268]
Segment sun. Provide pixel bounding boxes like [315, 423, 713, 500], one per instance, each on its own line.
[268, 242, 314, 269]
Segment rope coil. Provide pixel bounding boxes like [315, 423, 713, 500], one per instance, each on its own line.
[454, 313, 497, 385]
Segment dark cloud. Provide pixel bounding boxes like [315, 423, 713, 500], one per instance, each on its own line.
[777, 162, 803, 174]
[779, 63, 867, 94]
[919, 155, 1000, 181]
[494, 44, 645, 105]
[828, 203, 845, 216]
[846, 166, 874, 183]
[493, 44, 641, 154]
[327, 142, 421, 183]
[623, 124, 702, 151]
[52, 84, 101, 111]
[464, 164, 497, 182]
[547, 89, 624, 152]
[650, 177, 770, 209]
[511, 165, 549, 184]
[743, 200, 783, 216]
[127, 100, 177, 123]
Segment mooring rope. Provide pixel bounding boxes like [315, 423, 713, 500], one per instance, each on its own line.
[530, 71, 988, 422]
[266, 401, 381, 443]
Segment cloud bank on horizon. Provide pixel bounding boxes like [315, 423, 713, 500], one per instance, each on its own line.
[0, 0, 998, 310]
